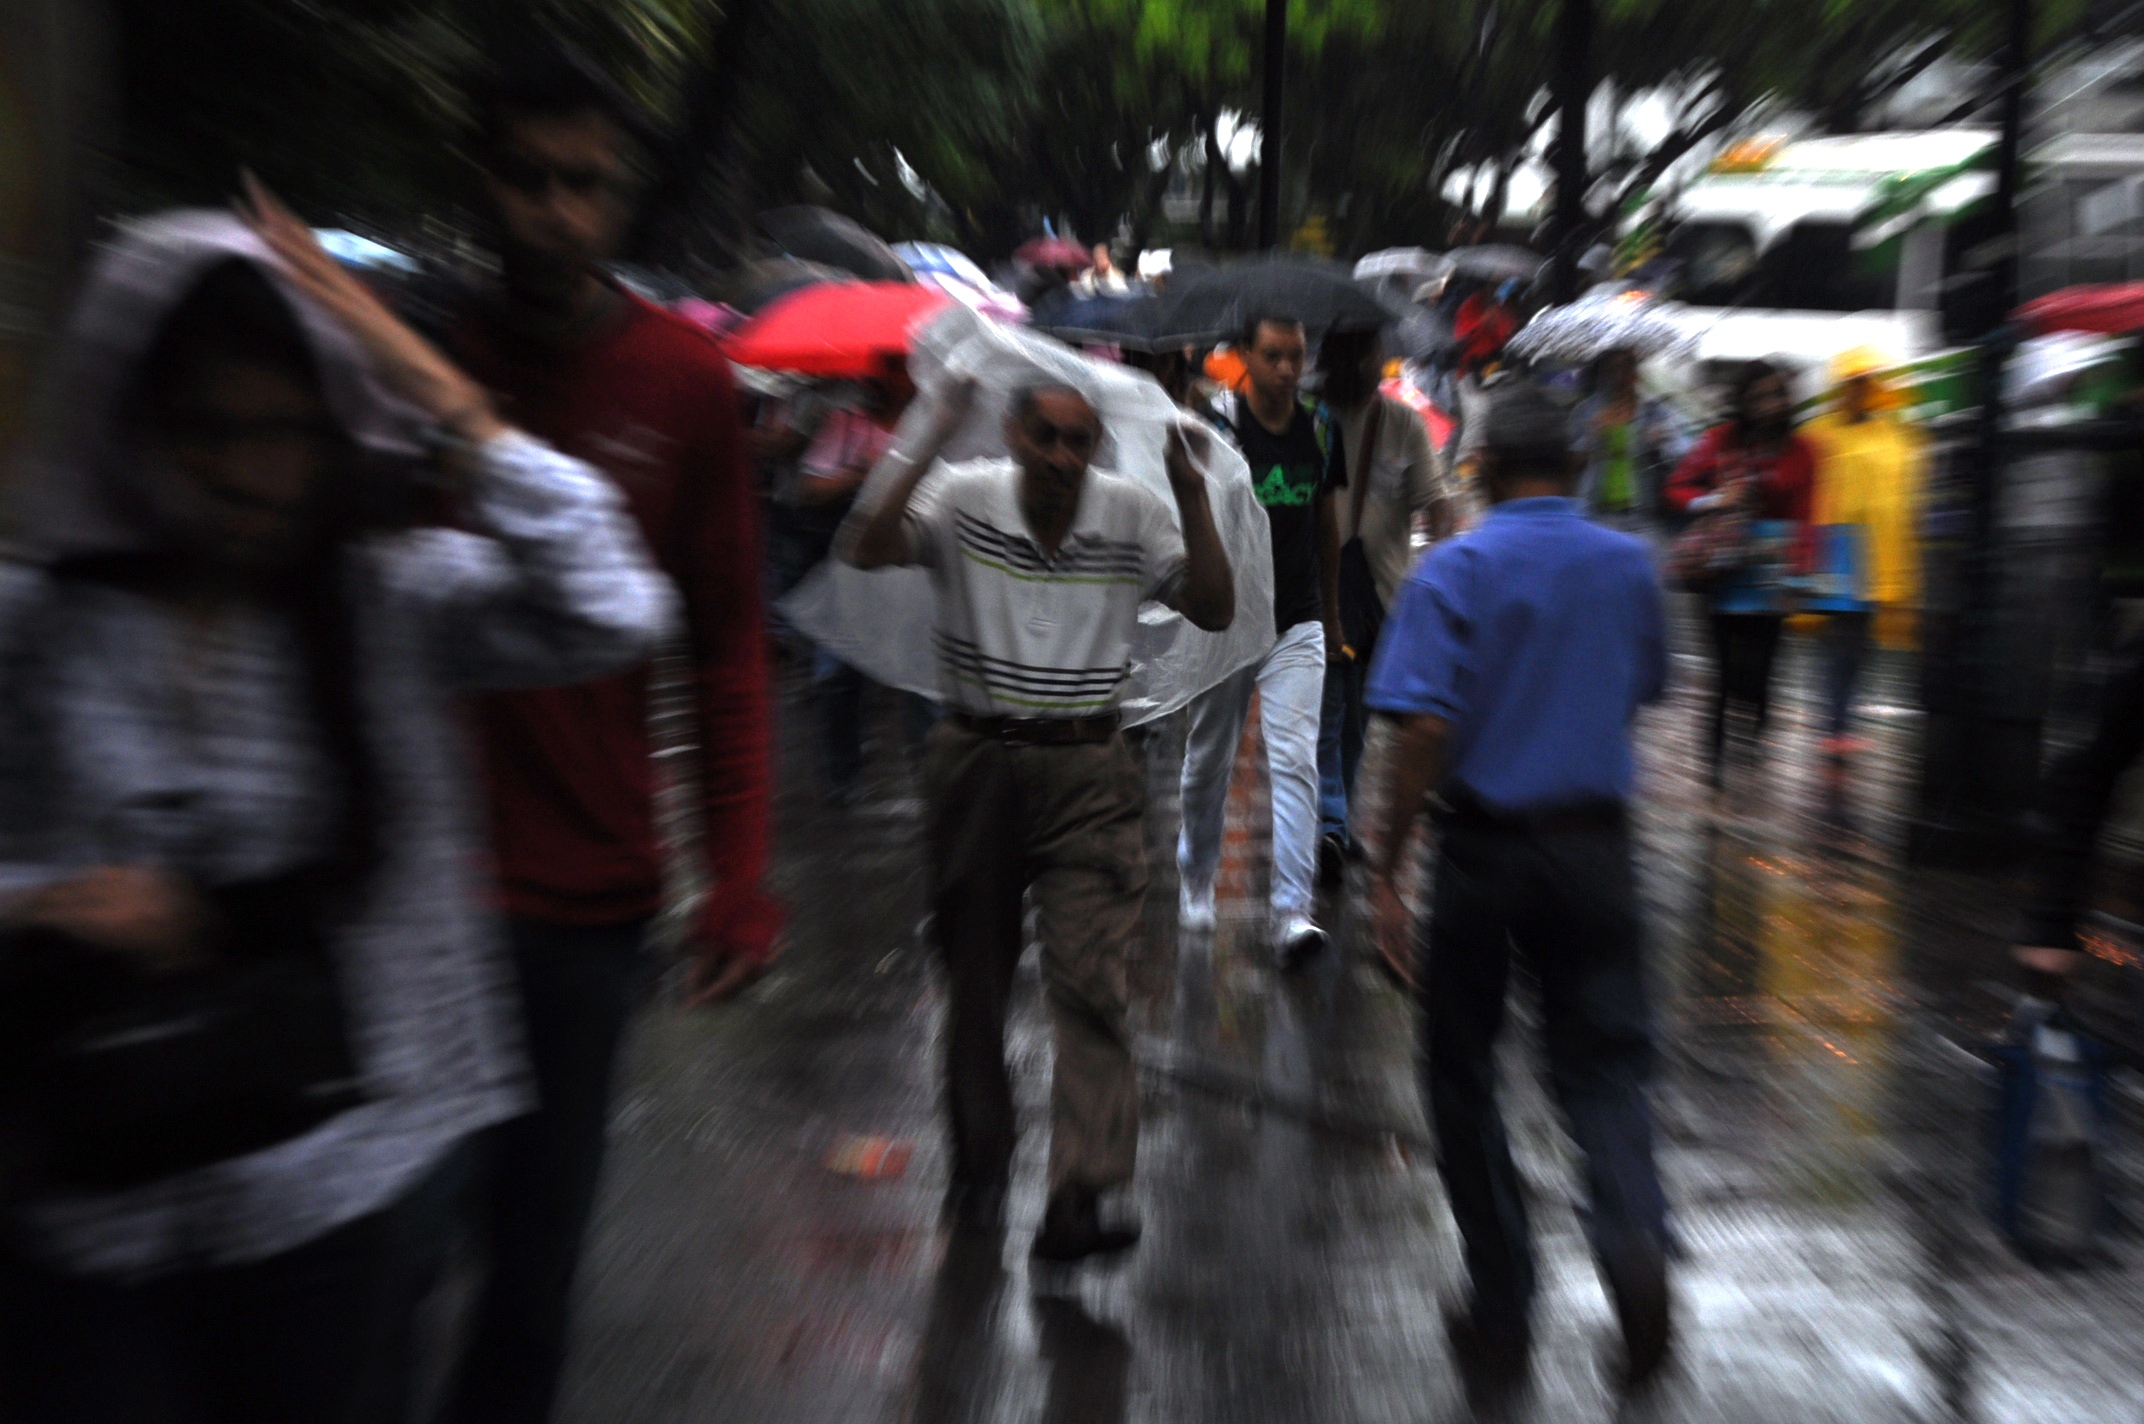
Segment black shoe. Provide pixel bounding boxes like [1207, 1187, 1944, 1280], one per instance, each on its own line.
[1443, 1305, 1531, 1408]
[1317, 832, 1348, 890]
[1029, 1186, 1141, 1263]
[1600, 1237, 1672, 1390]
[942, 1173, 1008, 1237]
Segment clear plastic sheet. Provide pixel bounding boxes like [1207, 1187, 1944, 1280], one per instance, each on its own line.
[780, 304, 1276, 725]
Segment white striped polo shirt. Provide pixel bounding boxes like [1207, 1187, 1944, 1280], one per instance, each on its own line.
[903, 458, 1187, 716]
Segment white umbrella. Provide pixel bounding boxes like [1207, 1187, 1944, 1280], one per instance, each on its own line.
[1506, 290, 1698, 364]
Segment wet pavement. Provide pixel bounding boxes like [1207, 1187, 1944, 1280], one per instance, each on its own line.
[559, 607, 2144, 1423]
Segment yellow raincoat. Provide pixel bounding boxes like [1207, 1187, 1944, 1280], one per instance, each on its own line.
[1800, 348, 1925, 647]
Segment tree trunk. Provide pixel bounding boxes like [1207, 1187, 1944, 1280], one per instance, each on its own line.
[1485, 157, 1513, 230]
[626, 0, 763, 266]
[1549, 0, 1593, 302]
[1817, 20, 1870, 135]
[1128, 146, 1179, 257]
[1258, 0, 1285, 248]
[1200, 114, 1219, 249]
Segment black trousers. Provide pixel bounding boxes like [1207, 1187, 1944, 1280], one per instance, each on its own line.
[1707, 612, 1785, 784]
[0, 1191, 409, 1424]
[2021, 633, 2144, 952]
[437, 920, 648, 1424]
[1421, 820, 1667, 1337]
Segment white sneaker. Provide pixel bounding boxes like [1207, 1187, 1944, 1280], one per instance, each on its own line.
[1276, 917, 1328, 969]
[1179, 883, 1216, 931]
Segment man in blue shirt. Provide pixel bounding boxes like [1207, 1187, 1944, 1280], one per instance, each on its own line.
[1363, 380, 1672, 1401]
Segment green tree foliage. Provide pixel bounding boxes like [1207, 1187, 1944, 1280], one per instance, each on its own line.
[98, 0, 2118, 269]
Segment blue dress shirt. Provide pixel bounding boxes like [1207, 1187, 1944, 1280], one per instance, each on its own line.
[1364, 497, 1667, 813]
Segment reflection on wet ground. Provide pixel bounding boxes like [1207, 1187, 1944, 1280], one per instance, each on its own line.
[564, 619, 2144, 1422]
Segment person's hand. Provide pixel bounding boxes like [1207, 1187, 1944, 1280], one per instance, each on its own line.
[1164, 421, 1211, 491]
[237, 173, 505, 444]
[1368, 872, 1417, 991]
[683, 934, 778, 1008]
[22, 866, 207, 972]
[1326, 619, 1353, 665]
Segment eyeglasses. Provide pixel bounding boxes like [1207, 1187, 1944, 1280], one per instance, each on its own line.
[488, 152, 622, 199]
[1021, 417, 1098, 458]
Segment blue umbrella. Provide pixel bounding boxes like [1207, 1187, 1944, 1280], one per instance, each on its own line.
[1030, 291, 1175, 352]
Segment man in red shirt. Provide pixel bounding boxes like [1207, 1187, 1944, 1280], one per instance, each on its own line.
[432, 47, 780, 1424]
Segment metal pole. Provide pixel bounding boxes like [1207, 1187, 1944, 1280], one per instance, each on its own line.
[1911, 0, 2031, 865]
[1968, 0, 2026, 331]
[1550, 0, 1593, 302]
[1258, 0, 1284, 249]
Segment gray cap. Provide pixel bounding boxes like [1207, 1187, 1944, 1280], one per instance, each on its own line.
[1480, 378, 1573, 467]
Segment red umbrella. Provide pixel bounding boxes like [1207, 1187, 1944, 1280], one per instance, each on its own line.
[2016, 283, 2144, 336]
[1015, 236, 1093, 271]
[720, 281, 951, 377]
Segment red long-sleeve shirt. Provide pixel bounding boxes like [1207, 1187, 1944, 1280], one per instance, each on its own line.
[451, 291, 781, 963]
[1665, 424, 1816, 521]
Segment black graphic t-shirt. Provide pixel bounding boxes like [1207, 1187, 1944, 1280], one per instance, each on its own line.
[1229, 394, 1348, 634]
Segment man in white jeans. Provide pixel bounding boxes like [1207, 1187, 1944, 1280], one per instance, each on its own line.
[1178, 313, 1348, 966]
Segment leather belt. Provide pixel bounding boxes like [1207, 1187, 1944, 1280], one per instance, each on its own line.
[952, 710, 1121, 746]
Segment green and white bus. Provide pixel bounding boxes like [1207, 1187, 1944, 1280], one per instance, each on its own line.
[1664, 128, 2001, 381]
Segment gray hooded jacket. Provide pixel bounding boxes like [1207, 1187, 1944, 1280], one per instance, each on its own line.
[0, 212, 675, 1277]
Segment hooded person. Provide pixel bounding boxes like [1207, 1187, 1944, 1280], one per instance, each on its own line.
[1798, 345, 1924, 754]
[0, 204, 672, 1423]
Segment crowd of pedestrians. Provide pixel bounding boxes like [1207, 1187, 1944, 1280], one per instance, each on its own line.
[0, 31, 2037, 1424]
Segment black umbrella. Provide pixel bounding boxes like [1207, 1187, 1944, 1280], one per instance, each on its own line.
[1030, 291, 1176, 353]
[1392, 305, 1456, 364]
[1156, 255, 1400, 346]
[755, 206, 912, 283]
[720, 256, 850, 315]
[1444, 245, 1545, 286]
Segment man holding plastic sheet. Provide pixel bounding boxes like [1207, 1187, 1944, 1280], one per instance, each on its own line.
[1363, 381, 1673, 1401]
[843, 379, 1233, 1260]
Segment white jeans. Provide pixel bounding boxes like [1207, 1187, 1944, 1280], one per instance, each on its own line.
[1177, 619, 1327, 923]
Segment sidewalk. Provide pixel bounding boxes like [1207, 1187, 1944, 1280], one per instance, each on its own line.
[557, 623, 2144, 1423]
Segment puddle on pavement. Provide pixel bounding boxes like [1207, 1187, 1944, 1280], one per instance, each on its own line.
[1686, 824, 1905, 1207]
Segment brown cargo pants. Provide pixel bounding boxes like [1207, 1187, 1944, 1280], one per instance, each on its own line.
[922, 719, 1146, 1196]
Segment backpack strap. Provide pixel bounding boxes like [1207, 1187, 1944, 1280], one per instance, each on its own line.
[1346, 396, 1387, 543]
[1216, 391, 1247, 448]
[1301, 394, 1332, 461]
